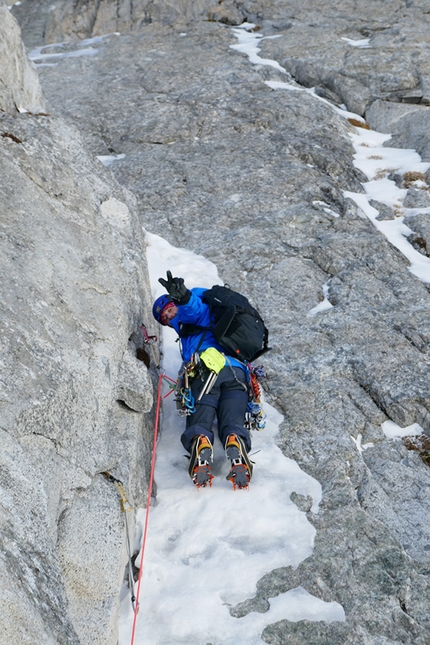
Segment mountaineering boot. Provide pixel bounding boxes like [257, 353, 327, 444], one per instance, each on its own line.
[225, 434, 253, 490]
[188, 435, 214, 488]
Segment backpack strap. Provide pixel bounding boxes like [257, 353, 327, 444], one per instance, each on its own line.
[178, 322, 207, 338]
[178, 322, 209, 355]
[211, 304, 236, 341]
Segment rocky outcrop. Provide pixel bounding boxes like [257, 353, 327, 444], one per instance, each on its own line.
[6, 0, 430, 644]
[257, 0, 430, 163]
[258, 1, 430, 107]
[0, 4, 45, 114]
[13, 0, 222, 46]
[0, 10, 155, 645]
[366, 99, 430, 161]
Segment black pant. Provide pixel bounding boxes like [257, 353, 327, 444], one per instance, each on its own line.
[181, 365, 251, 453]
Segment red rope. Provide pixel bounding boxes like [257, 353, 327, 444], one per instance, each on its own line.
[130, 371, 163, 645]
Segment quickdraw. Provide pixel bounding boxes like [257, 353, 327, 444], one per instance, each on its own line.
[173, 355, 201, 416]
[178, 386, 196, 415]
[245, 365, 267, 431]
[155, 368, 196, 416]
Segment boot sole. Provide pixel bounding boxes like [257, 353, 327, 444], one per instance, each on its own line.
[188, 437, 214, 487]
[225, 436, 253, 490]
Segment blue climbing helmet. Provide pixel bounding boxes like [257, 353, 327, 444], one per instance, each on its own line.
[152, 294, 174, 325]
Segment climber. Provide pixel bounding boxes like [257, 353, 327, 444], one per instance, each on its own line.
[153, 271, 253, 489]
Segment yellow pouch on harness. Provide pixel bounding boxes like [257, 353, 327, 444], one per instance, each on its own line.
[200, 348, 226, 374]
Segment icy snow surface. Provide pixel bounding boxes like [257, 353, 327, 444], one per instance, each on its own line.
[344, 129, 430, 282]
[230, 24, 288, 73]
[28, 33, 120, 66]
[118, 233, 343, 645]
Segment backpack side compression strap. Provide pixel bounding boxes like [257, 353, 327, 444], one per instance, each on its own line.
[211, 304, 236, 341]
[178, 322, 209, 355]
[178, 322, 207, 338]
[251, 325, 271, 361]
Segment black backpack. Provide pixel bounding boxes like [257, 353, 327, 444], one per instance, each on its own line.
[179, 285, 271, 363]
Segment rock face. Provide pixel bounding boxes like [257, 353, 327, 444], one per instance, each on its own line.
[12, 0, 220, 47]
[0, 9, 155, 645]
[5, 0, 430, 644]
[0, 4, 45, 114]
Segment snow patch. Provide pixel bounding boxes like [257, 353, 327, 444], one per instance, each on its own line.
[96, 154, 125, 167]
[351, 433, 374, 453]
[343, 188, 430, 282]
[308, 281, 334, 316]
[382, 420, 424, 439]
[341, 36, 371, 48]
[118, 232, 335, 645]
[231, 26, 288, 73]
[255, 27, 430, 284]
[28, 33, 119, 65]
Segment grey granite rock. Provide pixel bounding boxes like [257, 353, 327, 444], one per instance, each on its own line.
[366, 100, 430, 161]
[13, 0, 223, 45]
[404, 188, 430, 209]
[0, 429, 81, 645]
[404, 212, 430, 259]
[371, 200, 395, 221]
[207, 2, 243, 25]
[6, 1, 430, 644]
[117, 348, 153, 412]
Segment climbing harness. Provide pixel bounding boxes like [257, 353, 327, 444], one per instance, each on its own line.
[102, 472, 135, 607]
[172, 354, 201, 415]
[162, 351, 267, 428]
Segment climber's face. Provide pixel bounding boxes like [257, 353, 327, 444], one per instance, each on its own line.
[160, 303, 178, 326]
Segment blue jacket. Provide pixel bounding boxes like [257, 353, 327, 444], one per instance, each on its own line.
[170, 288, 247, 371]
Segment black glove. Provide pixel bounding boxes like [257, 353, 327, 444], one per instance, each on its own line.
[158, 270, 191, 305]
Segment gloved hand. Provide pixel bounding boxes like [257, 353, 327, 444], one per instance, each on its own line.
[158, 270, 191, 305]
